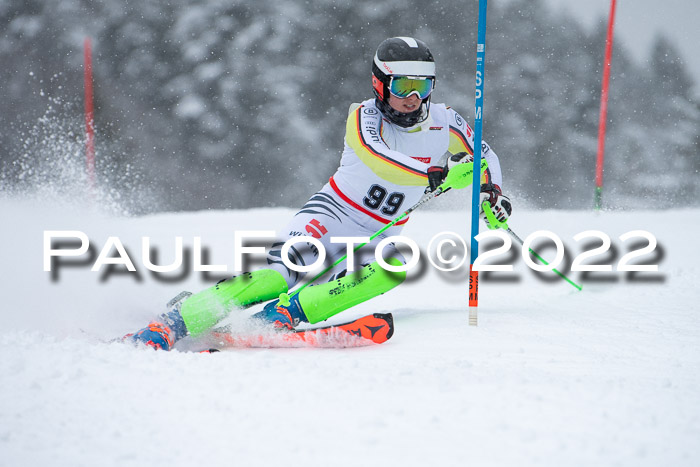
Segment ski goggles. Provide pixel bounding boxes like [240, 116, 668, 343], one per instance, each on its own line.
[388, 76, 435, 99]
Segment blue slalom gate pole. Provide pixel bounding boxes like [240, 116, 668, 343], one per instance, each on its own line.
[469, 0, 488, 326]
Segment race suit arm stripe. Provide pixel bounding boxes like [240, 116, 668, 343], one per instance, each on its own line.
[345, 106, 429, 186]
[449, 124, 491, 183]
[448, 117, 503, 188]
[448, 126, 474, 155]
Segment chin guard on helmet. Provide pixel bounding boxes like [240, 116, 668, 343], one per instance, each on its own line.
[371, 36, 436, 128]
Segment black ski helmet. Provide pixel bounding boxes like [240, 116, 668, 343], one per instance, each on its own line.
[372, 36, 436, 127]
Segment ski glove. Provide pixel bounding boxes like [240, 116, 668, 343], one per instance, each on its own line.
[427, 152, 473, 192]
[480, 183, 512, 224]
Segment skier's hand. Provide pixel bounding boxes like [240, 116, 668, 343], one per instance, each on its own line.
[427, 166, 447, 192]
[479, 184, 512, 224]
[427, 152, 474, 192]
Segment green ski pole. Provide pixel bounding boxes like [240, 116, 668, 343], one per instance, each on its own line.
[481, 202, 582, 291]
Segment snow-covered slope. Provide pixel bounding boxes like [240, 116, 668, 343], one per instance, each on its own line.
[1, 197, 699, 467]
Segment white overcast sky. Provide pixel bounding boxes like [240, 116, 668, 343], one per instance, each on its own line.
[540, 0, 700, 97]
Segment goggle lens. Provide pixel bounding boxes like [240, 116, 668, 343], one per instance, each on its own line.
[389, 76, 434, 99]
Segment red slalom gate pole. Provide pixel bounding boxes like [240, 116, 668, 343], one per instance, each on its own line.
[84, 37, 96, 191]
[594, 0, 617, 210]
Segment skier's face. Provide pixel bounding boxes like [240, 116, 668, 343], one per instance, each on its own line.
[388, 93, 422, 114]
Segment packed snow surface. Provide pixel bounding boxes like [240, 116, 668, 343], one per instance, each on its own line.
[1, 198, 699, 467]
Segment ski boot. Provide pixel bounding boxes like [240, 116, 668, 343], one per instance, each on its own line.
[123, 292, 191, 351]
[123, 321, 176, 351]
[251, 294, 308, 330]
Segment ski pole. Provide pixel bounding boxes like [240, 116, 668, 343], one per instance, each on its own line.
[482, 202, 582, 291]
[277, 160, 488, 306]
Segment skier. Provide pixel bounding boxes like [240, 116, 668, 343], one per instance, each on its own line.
[125, 36, 513, 350]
